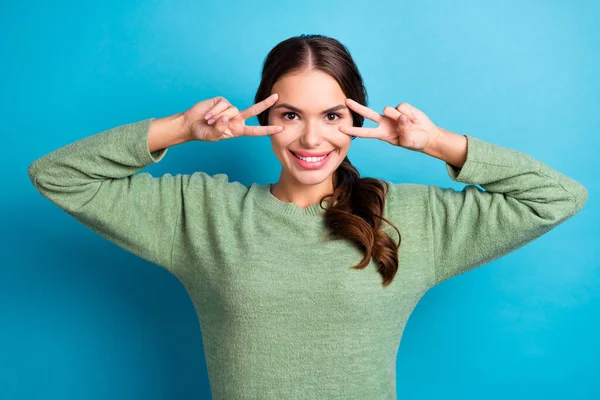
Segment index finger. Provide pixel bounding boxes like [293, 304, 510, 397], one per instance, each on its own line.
[238, 93, 279, 121]
[345, 98, 384, 124]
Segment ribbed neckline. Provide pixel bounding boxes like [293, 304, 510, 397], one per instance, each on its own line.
[253, 183, 331, 217]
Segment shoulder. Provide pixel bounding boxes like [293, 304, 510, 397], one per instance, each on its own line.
[183, 171, 250, 200]
[383, 180, 429, 208]
[381, 180, 431, 234]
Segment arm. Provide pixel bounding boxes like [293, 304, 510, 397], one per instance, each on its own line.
[28, 116, 191, 273]
[424, 128, 588, 286]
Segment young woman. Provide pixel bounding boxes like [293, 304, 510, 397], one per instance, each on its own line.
[28, 34, 588, 399]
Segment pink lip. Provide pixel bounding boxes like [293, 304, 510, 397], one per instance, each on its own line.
[290, 150, 333, 157]
[289, 149, 333, 170]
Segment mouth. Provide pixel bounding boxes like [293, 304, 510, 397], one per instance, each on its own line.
[288, 149, 334, 170]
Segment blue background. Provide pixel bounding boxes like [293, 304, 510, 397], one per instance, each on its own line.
[2, 0, 598, 399]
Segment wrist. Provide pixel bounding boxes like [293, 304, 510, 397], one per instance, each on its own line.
[422, 126, 468, 168]
[148, 112, 190, 153]
[422, 126, 446, 156]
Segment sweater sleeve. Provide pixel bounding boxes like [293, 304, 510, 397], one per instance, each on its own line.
[428, 134, 588, 286]
[28, 118, 184, 273]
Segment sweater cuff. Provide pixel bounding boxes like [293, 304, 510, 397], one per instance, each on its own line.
[135, 117, 169, 164]
[445, 134, 497, 183]
[445, 134, 472, 182]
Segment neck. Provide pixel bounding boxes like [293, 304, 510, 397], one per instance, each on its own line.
[270, 173, 334, 209]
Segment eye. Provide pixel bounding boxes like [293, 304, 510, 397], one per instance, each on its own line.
[282, 112, 298, 120]
[326, 113, 342, 121]
[281, 112, 343, 121]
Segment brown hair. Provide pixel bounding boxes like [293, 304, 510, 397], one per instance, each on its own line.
[254, 34, 402, 287]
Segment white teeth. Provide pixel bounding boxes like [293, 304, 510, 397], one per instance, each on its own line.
[293, 152, 327, 162]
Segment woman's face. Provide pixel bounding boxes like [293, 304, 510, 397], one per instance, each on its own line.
[267, 70, 353, 187]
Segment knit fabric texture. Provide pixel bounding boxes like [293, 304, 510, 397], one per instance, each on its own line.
[28, 118, 588, 399]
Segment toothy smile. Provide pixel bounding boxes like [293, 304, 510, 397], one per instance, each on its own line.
[291, 152, 329, 162]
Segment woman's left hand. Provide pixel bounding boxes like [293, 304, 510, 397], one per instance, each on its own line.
[339, 99, 441, 152]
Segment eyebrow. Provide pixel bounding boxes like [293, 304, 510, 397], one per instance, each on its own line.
[272, 103, 348, 114]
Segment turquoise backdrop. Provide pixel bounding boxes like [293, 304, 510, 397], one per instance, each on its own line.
[2, 0, 598, 399]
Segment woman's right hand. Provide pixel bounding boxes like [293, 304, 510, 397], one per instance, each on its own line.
[182, 93, 284, 142]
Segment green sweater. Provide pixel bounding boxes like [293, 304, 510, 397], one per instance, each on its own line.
[28, 118, 588, 399]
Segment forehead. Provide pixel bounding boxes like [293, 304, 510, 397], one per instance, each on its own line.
[271, 70, 346, 109]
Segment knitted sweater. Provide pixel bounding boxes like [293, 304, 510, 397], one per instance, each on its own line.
[28, 118, 588, 399]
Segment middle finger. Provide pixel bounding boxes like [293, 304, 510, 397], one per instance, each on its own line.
[209, 106, 239, 125]
[205, 99, 232, 122]
[383, 106, 402, 120]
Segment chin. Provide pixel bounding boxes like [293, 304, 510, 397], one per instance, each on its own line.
[292, 173, 331, 186]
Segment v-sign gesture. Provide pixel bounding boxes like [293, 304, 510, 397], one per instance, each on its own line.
[184, 93, 284, 142]
[338, 99, 441, 152]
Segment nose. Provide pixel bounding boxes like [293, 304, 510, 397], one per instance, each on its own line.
[299, 119, 324, 147]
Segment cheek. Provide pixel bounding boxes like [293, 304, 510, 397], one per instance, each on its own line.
[269, 137, 293, 163]
[270, 132, 294, 148]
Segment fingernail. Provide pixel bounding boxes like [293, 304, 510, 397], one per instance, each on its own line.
[205, 113, 212, 120]
[207, 118, 215, 124]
